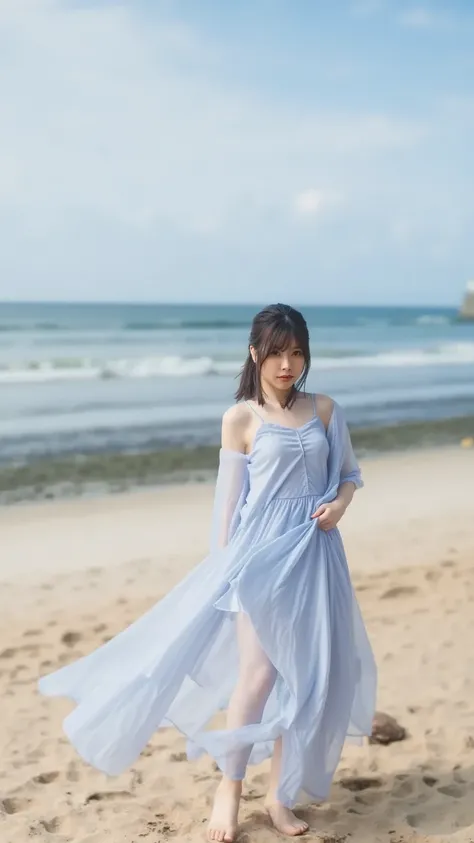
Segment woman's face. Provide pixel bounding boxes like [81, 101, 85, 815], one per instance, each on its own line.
[250, 337, 306, 392]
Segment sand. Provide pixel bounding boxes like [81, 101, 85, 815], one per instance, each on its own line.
[1, 445, 474, 843]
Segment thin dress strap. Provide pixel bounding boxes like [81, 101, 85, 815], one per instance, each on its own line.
[311, 393, 317, 418]
[245, 400, 266, 422]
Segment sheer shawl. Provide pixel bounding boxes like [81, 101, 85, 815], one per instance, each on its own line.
[209, 449, 250, 552]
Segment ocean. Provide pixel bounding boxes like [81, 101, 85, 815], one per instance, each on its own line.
[1, 301, 473, 501]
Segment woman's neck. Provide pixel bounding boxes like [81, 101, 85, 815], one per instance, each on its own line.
[259, 384, 297, 408]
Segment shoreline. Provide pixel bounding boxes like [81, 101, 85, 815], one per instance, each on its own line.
[1, 445, 473, 587]
[1, 413, 474, 505]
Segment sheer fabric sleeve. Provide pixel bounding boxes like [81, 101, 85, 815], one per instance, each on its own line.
[326, 400, 364, 493]
[209, 448, 250, 552]
[336, 402, 364, 490]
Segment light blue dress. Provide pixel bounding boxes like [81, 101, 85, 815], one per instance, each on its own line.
[38, 395, 376, 808]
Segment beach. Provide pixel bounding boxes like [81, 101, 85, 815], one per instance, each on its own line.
[1, 445, 474, 843]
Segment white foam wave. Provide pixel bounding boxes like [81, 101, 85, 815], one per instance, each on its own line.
[313, 342, 474, 370]
[1, 343, 473, 384]
[0, 356, 241, 384]
[416, 314, 450, 326]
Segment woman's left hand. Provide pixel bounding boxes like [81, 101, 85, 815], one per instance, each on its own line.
[310, 500, 346, 530]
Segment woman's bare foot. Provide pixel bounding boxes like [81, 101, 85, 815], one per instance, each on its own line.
[207, 778, 242, 842]
[264, 800, 309, 836]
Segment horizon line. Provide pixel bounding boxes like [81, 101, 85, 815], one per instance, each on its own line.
[0, 299, 460, 310]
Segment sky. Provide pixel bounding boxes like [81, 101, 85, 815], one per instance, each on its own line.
[0, 0, 473, 306]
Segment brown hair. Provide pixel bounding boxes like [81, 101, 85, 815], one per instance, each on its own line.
[235, 303, 311, 408]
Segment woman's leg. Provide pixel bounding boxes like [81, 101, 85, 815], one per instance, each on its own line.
[264, 738, 309, 836]
[207, 613, 277, 842]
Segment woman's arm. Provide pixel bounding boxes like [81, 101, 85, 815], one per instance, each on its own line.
[311, 396, 362, 530]
[209, 405, 250, 551]
[221, 403, 248, 453]
[334, 479, 356, 510]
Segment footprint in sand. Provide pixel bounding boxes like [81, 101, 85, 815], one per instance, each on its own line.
[407, 812, 426, 829]
[85, 790, 133, 804]
[169, 752, 187, 762]
[339, 776, 383, 792]
[381, 586, 419, 600]
[93, 623, 108, 633]
[33, 771, 60, 785]
[0, 647, 17, 659]
[437, 783, 466, 798]
[23, 629, 41, 637]
[425, 569, 443, 583]
[61, 631, 82, 647]
[40, 817, 63, 833]
[1, 796, 31, 814]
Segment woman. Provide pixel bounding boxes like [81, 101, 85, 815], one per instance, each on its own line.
[38, 303, 376, 842]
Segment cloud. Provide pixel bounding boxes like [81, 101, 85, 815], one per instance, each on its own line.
[294, 189, 325, 216]
[0, 0, 472, 303]
[398, 7, 457, 30]
[293, 189, 345, 219]
[0, 0, 427, 232]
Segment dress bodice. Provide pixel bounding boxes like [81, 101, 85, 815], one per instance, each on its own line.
[245, 418, 330, 512]
[209, 396, 363, 552]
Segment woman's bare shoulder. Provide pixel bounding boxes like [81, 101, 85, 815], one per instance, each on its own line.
[222, 401, 253, 427]
[313, 393, 336, 430]
[221, 402, 253, 452]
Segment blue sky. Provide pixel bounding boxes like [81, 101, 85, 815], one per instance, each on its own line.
[0, 0, 473, 305]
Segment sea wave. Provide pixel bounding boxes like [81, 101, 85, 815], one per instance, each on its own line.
[124, 319, 250, 331]
[0, 312, 457, 334]
[313, 342, 474, 370]
[415, 314, 451, 326]
[0, 356, 239, 383]
[1, 342, 474, 384]
[0, 319, 251, 333]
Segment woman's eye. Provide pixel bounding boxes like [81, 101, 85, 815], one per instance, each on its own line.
[293, 350, 302, 356]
